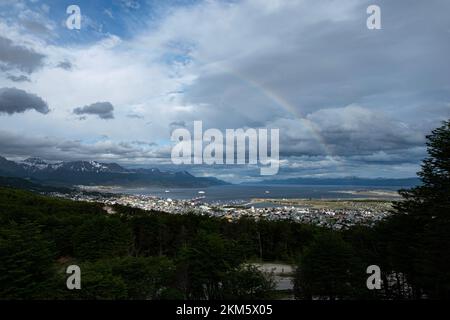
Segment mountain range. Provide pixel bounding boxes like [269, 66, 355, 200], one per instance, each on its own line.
[0, 155, 421, 189]
[0, 156, 226, 188]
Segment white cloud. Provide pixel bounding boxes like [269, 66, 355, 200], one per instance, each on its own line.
[0, 0, 447, 180]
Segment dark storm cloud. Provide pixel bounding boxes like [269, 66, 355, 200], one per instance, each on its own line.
[0, 130, 56, 158]
[6, 74, 31, 82]
[0, 87, 49, 115]
[232, 105, 425, 162]
[0, 35, 45, 73]
[73, 102, 115, 120]
[304, 106, 425, 156]
[180, 0, 450, 148]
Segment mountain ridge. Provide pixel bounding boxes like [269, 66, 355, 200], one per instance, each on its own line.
[0, 155, 226, 188]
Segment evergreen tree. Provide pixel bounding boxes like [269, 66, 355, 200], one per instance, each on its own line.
[392, 120, 450, 298]
[221, 265, 276, 299]
[293, 232, 364, 300]
[0, 222, 56, 299]
[73, 216, 132, 261]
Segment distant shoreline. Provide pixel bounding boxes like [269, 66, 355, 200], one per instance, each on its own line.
[73, 184, 403, 204]
[331, 189, 401, 197]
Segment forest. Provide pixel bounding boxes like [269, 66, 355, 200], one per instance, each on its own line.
[0, 120, 449, 300]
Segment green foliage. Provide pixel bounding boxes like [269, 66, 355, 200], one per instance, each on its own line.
[57, 256, 180, 300]
[176, 231, 244, 299]
[73, 216, 132, 261]
[294, 232, 365, 300]
[0, 222, 56, 299]
[291, 119, 450, 300]
[390, 120, 450, 298]
[109, 256, 178, 299]
[221, 265, 276, 300]
[66, 260, 128, 300]
[0, 188, 291, 300]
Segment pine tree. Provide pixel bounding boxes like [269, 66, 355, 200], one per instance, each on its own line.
[392, 120, 450, 299]
[0, 222, 56, 299]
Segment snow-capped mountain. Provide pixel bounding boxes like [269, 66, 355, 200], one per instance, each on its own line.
[21, 157, 50, 170]
[19, 157, 128, 173]
[0, 155, 226, 187]
[51, 160, 127, 174]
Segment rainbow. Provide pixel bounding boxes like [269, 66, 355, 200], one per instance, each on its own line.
[221, 66, 341, 168]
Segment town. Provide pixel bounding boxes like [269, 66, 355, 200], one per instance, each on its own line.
[52, 191, 392, 230]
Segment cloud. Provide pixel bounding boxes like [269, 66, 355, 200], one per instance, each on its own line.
[121, 0, 140, 10]
[169, 120, 186, 128]
[0, 87, 49, 115]
[6, 74, 30, 82]
[126, 113, 144, 119]
[73, 102, 115, 120]
[164, 0, 449, 131]
[130, 140, 158, 147]
[264, 105, 426, 160]
[56, 60, 73, 71]
[0, 0, 448, 180]
[104, 9, 114, 19]
[0, 35, 45, 73]
[0, 129, 161, 164]
[20, 19, 52, 36]
[305, 105, 425, 155]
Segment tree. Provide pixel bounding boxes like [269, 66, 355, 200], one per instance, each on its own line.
[65, 260, 128, 300]
[109, 256, 178, 299]
[177, 231, 244, 299]
[392, 119, 450, 299]
[0, 222, 56, 299]
[221, 265, 275, 299]
[294, 232, 364, 300]
[73, 216, 132, 260]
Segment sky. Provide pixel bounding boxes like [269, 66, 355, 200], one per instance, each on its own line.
[0, 0, 449, 182]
